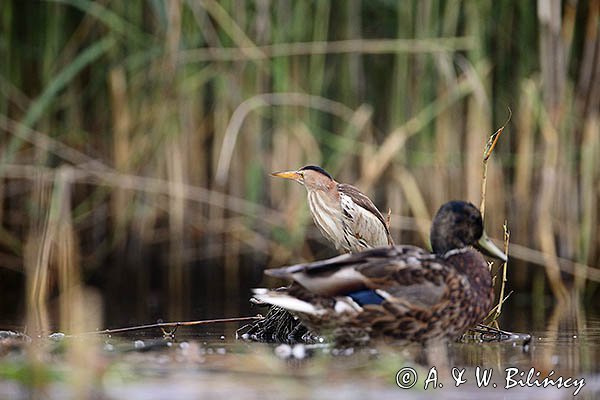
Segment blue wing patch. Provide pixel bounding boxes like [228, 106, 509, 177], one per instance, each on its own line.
[347, 289, 385, 306]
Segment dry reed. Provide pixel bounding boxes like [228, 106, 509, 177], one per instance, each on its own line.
[0, 1, 598, 334]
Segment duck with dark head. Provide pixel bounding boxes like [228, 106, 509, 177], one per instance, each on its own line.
[253, 201, 506, 344]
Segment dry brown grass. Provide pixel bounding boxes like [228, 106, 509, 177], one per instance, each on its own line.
[0, 1, 598, 335]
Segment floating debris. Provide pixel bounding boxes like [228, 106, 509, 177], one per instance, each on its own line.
[291, 344, 307, 360]
[48, 332, 66, 342]
[464, 324, 532, 345]
[331, 347, 355, 357]
[237, 306, 318, 344]
[274, 344, 292, 359]
[103, 343, 115, 352]
[0, 331, 31, 342]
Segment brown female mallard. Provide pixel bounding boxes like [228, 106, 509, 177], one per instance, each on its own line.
[253, 201, 507, 343]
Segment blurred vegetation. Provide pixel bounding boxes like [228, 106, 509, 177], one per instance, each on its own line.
[0, 0, 599, 332]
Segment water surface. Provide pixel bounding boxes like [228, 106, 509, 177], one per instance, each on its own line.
[1, 303, 599, 399]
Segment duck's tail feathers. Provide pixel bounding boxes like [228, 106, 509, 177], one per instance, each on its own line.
[252, 289, 322, 315]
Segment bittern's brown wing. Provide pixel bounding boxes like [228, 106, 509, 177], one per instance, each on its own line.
[337, 183, 394, 246]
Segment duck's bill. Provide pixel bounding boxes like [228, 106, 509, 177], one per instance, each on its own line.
[271, 170, 302, 181]
[476, 232, 508, 262]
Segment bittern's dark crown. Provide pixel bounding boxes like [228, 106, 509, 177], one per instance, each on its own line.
[298, 165, 333, 180]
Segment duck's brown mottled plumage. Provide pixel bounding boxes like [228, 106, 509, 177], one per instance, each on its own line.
[270, 246, 493, 342]
[253, 201, 506, 344]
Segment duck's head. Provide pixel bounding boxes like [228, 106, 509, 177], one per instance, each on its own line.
[271, 165, 335, 191]
[430, 201, 507, 262]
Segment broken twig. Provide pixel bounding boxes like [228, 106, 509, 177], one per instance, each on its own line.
[73, 316, 263, 337]
[480, 108, 511, 219]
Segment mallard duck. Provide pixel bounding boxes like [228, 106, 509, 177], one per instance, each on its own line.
[253, 201, 507, 343]
[271, 165, 394, 252]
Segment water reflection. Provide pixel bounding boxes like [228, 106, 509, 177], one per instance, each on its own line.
[1, 299, 599, 399]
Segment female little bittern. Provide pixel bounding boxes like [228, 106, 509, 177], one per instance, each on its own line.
[271, 165, 394, 252]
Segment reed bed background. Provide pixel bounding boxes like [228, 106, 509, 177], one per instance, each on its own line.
[0, 0, 599, 334]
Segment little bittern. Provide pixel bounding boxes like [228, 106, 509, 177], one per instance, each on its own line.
[271, 165, 394, 253]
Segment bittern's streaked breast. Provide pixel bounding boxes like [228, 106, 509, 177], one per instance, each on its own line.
[271, 165, 393, 253]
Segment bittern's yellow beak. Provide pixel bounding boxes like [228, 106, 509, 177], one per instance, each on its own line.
[271, 170, 302, 182]
[476, 231, 508, 262]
